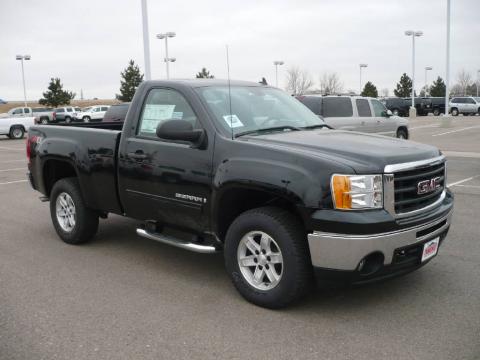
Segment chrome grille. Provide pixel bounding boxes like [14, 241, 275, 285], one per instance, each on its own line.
[393, 161, 445, 214]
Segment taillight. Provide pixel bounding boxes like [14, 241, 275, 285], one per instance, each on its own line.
[26, 135, 38, 163]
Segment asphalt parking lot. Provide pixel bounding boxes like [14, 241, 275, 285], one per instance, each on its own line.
[1, 117, 479, 360]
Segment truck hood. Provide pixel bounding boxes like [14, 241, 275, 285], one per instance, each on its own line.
[242, 129, 441, 173]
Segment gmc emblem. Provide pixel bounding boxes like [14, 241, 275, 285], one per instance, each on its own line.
[417, 177, 441, 195]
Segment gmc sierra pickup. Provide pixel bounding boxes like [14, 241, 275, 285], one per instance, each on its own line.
[27, 80, 454, 308]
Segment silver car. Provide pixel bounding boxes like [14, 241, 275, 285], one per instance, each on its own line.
[449, 97, 480, 116]
[297, 95, 410, 139]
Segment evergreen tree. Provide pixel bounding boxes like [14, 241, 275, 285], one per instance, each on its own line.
[39, 78, 75, 107]
[429, 76, 446, 97]
[361, 81, 378, 98]
[195, 67, 214, 78]
[116, 60, 144, 102]
[394, 73, 413, 97]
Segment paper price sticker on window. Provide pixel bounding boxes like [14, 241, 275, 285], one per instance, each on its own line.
[223, 114, 244, 128]
[140, 104, 175, 133]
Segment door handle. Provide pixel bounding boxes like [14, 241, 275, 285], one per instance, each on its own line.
[128, 151, 147, 160]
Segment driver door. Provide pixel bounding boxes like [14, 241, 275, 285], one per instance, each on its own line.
[370, 99, 396, 137]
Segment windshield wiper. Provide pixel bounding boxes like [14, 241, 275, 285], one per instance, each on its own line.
[302, 124, 331, 130]
[235, 125, 302, 138]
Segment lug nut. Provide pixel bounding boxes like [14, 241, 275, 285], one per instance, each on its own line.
[261, 249, 266, 254]
[266, 256, 271, 262]
[255, 250, 260, 255]
[265, 265, 269, 270]
[253, 258, 258, 263]
[258, 265, 263, 270]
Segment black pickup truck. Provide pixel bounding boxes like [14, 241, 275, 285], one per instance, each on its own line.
[27, 80, 454, 308]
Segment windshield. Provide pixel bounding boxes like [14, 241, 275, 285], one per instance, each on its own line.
[475, 97, 480, 103]
[196, 86, 325, 136]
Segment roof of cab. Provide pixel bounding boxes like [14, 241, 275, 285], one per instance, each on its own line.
[144, 79, 266, 88]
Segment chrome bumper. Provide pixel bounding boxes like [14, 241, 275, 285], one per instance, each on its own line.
[307, 209, 453, 271]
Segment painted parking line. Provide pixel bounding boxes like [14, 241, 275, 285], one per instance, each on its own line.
[453, 184, 480, 189]
[0, 146, 25, 151]
[448, 175, 480, 187]
[432, 126, 480, 137]
[0, 167, 26, 172]
[0, 179, 28, 185]
[410, 124, 439, 130]
[443, 151, 480, 159]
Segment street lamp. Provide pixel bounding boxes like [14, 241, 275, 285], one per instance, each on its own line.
[140, 0, 151, 80]
[16, 54, 31, 107]
[405, 30, 423, 114]
[359, 63, 368, 94]
[477, 69, 480, 97]
[156, 32, 176, 79]
[273, 61, 284, 88]
[444, 0, 451, 116]
[425, 66, 432, 97]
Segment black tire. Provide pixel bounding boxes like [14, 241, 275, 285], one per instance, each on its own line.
[65, 116, 72, 123]
[9, 126, 24, 139]
[396, 128, 408, 139]
[451, 108, 459, 116]
[50, 177, 99, 245]
[224, 207, 312, 309]
[433, 108, 440, 116]
[41, 117, 49, 124]
[392, 109, 399, 116]
[83, 116, 91, 122]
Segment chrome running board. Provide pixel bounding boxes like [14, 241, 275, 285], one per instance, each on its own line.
[136, 228, 219, 254]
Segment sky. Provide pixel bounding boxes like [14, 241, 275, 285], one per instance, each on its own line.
[0, 0, 479, 101]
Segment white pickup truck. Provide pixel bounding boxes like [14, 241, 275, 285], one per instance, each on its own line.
[0, 116, 35, 139]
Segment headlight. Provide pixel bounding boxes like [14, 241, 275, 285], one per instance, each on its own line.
[331, 174, 383, 210]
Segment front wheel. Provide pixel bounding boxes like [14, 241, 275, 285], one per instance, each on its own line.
[41, 118, 49, 124]
[396, 128, 408, 139]
[433, 108, 440, 116]
[83, 116, 91, 122]
[50, 177, 99, 244]
[224, 207, 312, 308]
[65, 117, 72, 123]
[451, 108, 459, 116]
[392, 109, 399, 116]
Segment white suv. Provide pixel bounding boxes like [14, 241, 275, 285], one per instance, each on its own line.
[449, 97, 480, 116]
[73, 105, 110, 122]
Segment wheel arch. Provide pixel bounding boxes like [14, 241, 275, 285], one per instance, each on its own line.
[42, 158, 79, 197]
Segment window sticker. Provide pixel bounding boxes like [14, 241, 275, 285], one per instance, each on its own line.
[140, 104, 175, 133]
[172, 111, 183, 119]
[223, 114, 244, 128]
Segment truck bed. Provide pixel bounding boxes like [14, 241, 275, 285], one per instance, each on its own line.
[28, 124, 123, 214]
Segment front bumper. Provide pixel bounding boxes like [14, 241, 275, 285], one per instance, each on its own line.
[307, 192, 453, 273]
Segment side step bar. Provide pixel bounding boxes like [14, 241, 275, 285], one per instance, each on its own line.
[136, 228, 219, 254]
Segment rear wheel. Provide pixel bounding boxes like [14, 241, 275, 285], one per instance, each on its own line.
[41, 117, 49, 124]
[83, 116, 91, 122]
[9, 126, 24, 139]
[392, 109, 399, 116]
[451, 108, 459, 116]
[65, 116, 72, 123]
[50, 177, 99, 244]
[396, 128, 408, 139]
[224, 207, 312, 308]
[433, 108, 440, 116]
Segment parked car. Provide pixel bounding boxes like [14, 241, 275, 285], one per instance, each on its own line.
[102, 103, 130, 122]
[297, 95, 409, 138]
[0, 115, 35, 139]
[449, 96, 480, 116]
[27, 79, 453, 308]
[54, 107, 81, 123]
[73, 105, 110, 122]
[381, 97, 409, 116]
[404, 98, 434, 116]
[0, 106, 33, 118]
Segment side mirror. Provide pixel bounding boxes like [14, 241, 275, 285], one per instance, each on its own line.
[156, 119, 205, 147]
[383, 109, 393, 117]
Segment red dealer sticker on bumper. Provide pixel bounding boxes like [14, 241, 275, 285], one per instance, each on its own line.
[421, 237, 440, 262]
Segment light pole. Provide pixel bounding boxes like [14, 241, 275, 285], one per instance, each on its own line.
[140, 0, 151, 80]
[16, 55, 31, 107]
[477, 70, 479, 97]
[444, 0, 451, 116]
[156, 32, 176, 79]
[425, 66, 432, 96]
[405, 30, 423, 113]
[359, 63, 368, 94]
[273, 61, 284, 88]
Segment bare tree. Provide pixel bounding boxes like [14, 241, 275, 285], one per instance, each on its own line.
[318, 72, 343, 95]
[285, 66, 314, 95]
[380, 88, 389, 97]
[456, 69, 472, 96]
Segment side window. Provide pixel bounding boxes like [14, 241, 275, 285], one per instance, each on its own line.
[24, 108, 31, 113]
[466, 98, 475, 104]
[322, 97, 353, 117]
[138, 88, 199, 138]
[298, 97, 320, 115]
[356, 99, 371, 117]
[12, 108, 23, 115]
[101, 106, 109, 111]
[371, 99, 386, 116]
[56, 108, 65, 113]
[66, 107, 73, 112]
[451, 98, 458, 103]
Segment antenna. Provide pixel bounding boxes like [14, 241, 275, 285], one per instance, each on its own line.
[226, 45, 233, 140]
